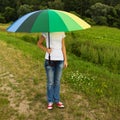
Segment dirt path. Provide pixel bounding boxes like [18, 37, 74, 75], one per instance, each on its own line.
[0, 41, 106, 120]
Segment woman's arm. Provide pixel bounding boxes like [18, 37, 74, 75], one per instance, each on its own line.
[62, 38, 68, 68]
[37, 35, 52, 54]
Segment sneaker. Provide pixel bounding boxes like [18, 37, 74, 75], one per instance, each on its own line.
[56, 102, 64, 108]
[47, 102, 53, 110]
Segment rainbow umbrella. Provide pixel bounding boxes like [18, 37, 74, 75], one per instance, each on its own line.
[7, 9, 91, 60]
[7, 9, 91, 32]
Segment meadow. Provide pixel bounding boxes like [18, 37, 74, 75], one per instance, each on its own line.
[0, 24, 120, 120]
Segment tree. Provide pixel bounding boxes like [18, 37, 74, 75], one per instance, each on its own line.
[86, 2, 119, 27]
[64, 0, 83, 15]
[106, 6, 117, 27]
[0, 0, 10, 12]
[114, 4, 120, 28]
[86, 3, 110, 25]
[48, 0, 64, 10]
[0, 13, 6, 23]
[4, 7, 16, 22]
[64, 0, 105, 16]
[29, 0, 42, 10]
[104, 0, 120, 6]
[17, 4, 33, 17]
[115, 4, 120, 17]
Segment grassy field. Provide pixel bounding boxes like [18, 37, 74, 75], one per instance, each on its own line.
[0, 24, 120, 120]
[65, 26, 120, 73]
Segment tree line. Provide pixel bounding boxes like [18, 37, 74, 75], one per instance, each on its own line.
[0, 0, 120, 28]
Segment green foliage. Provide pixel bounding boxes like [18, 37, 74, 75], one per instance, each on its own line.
[86, 2, 120, 27]
[66, 26, 120, 73]
[4, 7, 16, 22]
[0, 32, 44, 60]
[115, 4, 120, 17]
[17, 4, 33, 17]
[104, 0, 119, 6]
[1, 0, 120, 29]
[48, 0, 64, 10]
[0, 14, 6, 23]
[86, 3, 109, 25]
[84, 17, 96, 25]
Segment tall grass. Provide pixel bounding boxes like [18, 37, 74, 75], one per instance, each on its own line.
[66, 26, 120, 73]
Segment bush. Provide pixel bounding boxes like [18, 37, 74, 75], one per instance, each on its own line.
[17, 4, 33, 17]
[84, 17, 96, 25]
[86, 2, 119, 27]
[0, 14, 6, 23]
[21, 35, 38, 44]
[94, 16, 108, 25]
[4, 7, 16, 22]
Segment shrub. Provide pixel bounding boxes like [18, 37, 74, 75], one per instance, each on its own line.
[17, 4, 33, 17]
[0, 14, 6, 23]
[84, 17, 96, 25]
[4, 7, 16, 22]
[21, 35, 38, 44]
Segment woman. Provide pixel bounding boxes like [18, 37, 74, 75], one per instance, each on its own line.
[37, 32, 68, 110]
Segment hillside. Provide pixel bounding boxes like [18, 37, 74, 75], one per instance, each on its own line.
[0, 24, 120, 120]
[0, 36, 103, 120]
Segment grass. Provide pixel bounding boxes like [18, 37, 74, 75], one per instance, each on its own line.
[65, 26, 120, 73]
[0, 24, 120, 120]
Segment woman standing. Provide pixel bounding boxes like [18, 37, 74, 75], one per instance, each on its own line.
[37, 32, 68, 110]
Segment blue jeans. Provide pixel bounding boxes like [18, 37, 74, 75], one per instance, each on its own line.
[44, 60, 64, 103]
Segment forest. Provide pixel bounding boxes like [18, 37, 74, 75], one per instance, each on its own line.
[0, 0, 120, 28]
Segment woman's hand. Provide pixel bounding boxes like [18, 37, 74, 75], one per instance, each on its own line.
[64, 60, 68, 68]
[46, 48, 52, 54]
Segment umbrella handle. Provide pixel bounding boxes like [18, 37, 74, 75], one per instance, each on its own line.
[49, 54, 51, 64]
[48, 32, 51, 64]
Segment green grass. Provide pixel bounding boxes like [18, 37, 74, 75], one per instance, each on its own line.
[0, 24, 120, 120]
[0, 32, 44, 60]
[66, 26, 120, 73]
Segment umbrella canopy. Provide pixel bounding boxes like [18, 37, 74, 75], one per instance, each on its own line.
[7, 9, 91, 33]
[7, 9, 91, 62]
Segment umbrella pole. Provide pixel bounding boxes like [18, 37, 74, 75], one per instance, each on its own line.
[48, 32, 51, 64]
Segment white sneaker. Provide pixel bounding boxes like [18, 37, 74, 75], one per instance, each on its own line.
[56, 102, 64, 108]
[47, 102, 53, 110]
